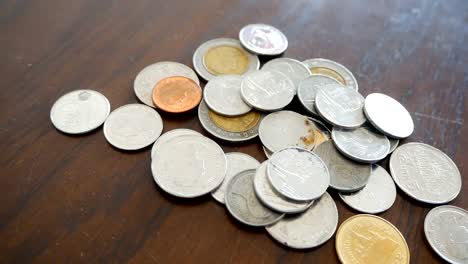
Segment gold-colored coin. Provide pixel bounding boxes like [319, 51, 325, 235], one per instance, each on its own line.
[336, 214, 410, 264]
[203, 45, 249, 75]
[314, 129, 329, 146]
[209, 110, 260, 133]
[311, 67, 346, 85]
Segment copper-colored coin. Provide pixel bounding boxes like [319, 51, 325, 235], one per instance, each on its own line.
[152, 76, 202, 113]
[203, 45, 250, 75]
[209, 110, 260, 133]
[310, 67, 346, 85]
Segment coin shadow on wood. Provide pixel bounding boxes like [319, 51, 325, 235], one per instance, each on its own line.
[266, 233, 336, 253]
[52, 125, 103, 138]
[157, 107, 199, 123]
[105, 142, 153, 154]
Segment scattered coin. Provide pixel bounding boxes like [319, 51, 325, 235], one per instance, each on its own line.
[239, 23, 288, 55]
[262, 58, 311, 93]
[302, 58, 358, 90]
[203, 75, 252, 116]
[151, 128, 201, 159]
[298, 74, 341, 115]
[306, 116, 331, 146]
[152, 76, 202, 113]
[388, 138, 400, 154]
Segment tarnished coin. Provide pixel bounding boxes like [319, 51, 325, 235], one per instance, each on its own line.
[298, 74, 341, 115]
[239, 23, 288, 55]
[266, 192, 338, 249]
[225, 169, 284, 226]
[203, 75, 251, 116]
[424, 205, 468, 264]
[339, 165, 396, 214]
[262, 58, 311, 93]
[152, 76, 202, 113]
[389, 138, 400, 154]
[263, 146, 273, 159]
[134, 61, 199, 107]
[306, 117, 331, 146]
[103, 104, 163, 150]
[268, 147, 329, 201]
[211, 152, 260, 204]
[364, 93, 414, 139]
[151, 135, 226, 198]
[314, 141, 370, 192]
[50, 89, 110, 134]
[151, 128, 201, 159]
[390, 143, 462, 204]
[302, 58, 358, 90]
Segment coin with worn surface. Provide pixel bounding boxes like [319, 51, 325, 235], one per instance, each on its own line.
[262, 58, 311, 93]
[134, 61, 199, 107]
[239, 23, 288, 55]
[298, 74, 341, 115]
[50, 89, 110, 134]
[336, 214, 410, 264]
[268, 147, 329, 201]
[389, 138, 399, 154]
[306, 116, 331, 146]
[266, 192, 338, 249]
[390, 142, 462, 204]
[225, 169, 284, 226]
[424, 205, 468, 264]
[203, 75, 251, 116]
[151, 128, 201, 159]
[152, 76, 202, 113]
[211, 152, 260, 204]
[103, 104, 163, 150]
[302, 58, 358, 90]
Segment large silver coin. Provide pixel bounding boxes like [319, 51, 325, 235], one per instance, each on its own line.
[364, 93, 414, 139]
[424, 205, 468, 264]
[211, 152, 260, 204]
[268, 147, 329, 201]
[152, 135, 226, 198]
[134, 61, 199, 108]
[103, 104, 163, 150]
[265, 192, 338, 249]
[339, 165, 396, 214]
[225, 169, 284, 226]
[302, 58, 358, 91]
[50, 89, 110, 134]
[262, 58, 311, 93]
[239, 24, 288, 55]
[203, 75, 251, 116]
[390, 143, 462, 204]
[240, 70, 295, 111]
[298, 75, 341, 115]
[151, 128, 201, 159]
[314, 141, 370, 192]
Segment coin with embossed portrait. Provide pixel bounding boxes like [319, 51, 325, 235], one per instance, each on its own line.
[151, 128, 201, 159]
[302, 58, 358, 91]
[203, 75, 252, 116]
[239, 24, 288, 55]
[298, 74, 342, 115]
[262, 58, 310, 94]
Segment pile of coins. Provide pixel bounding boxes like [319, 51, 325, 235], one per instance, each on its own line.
[50, 23, 466, 263]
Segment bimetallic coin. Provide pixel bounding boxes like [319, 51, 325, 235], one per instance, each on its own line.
[203, 75, 251, 116]
[390, 143, 462, 204]
[151, 128, 201, 159]
[225, 169, 284, 226]
[263, 146, 273, 159]
[50, 89, 110, 134]
[152, 76, 202, 113]
[262, 58, 311, 94]
[302, 58, 358, 90]
[239, 23, 288, 55]
[389, 138, 400, 154]
[298, 75, 341, 115]
[266, 192, 338, 249]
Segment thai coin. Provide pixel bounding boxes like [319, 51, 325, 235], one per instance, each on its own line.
[390, 143, 462, 204]
[225, 169, 284, 226]
[151, 135, 226, 198]
[262, 58, 311, 93]
[302, 58, 358, 90]
[151, 128, 201, 159]
[50, 89, 110, 134]
[103, 104, 163, 150]
[263, 146, 273, 159]
[298, 74, 341, 115]
[306, 116, 331, 146]
[152, 76, 202, 113]
[268, 147, 329, 201]
[339, 165, 396, 214]
[424, 205, 468, 264]
[134, 61, 199, 108]
[389, 138, 400, 154]
[265, 192, 338, 249]
[203, 75, 251, 116]
[239, 23, 288, 55]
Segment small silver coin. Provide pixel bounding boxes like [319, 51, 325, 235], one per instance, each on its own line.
[265, 192, 338, 249]
[50, 89, 110, 134]
[388, 138, 400, 154]
[262, 58, 311, 94]
[302, 58, 358, 91]
[203, 75, 251, 116]
[103, 104, 163, 150]
[263, 145, 273, 159]
[225, 169, 284, 226]
[390, 143, 462, 204]
[151, 128, 201, 159]
[268, 147, 329, 201]
[239, 24, 288, 55]
[314, 141, 370, 192]
[424, 205, 468, 264]
[298, 74, 341, 115]
[134, 61, 199, 108]
[364, 93, 414, 139]
[339, 165, 396, 214]
[211, 152, 260, 204]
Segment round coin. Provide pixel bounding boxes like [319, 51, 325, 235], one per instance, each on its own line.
[239, 23, 288, 55]
[262, 58, 311, 93]
[302, 58, 358, 90]
[152, 76, 202, 113]
[203, 75, 251, 116]
[298, 74, 341, 115]
[151, 128, 201, 159]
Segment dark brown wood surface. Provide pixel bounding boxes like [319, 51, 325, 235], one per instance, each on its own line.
[1, 0, 466, 263]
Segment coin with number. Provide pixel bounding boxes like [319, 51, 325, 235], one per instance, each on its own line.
[151, 128, 201, 159]
[152, 76, 202, 113]
[298, 74, 341, 115]
[239, 23, 288, 55]
[203, 75, 252, 116]
[302, 58, 358, 90]
[262, 58, 310, 93]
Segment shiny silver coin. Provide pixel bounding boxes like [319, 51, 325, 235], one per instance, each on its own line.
[268, 147, 329, 201]
[50, 89, 110, 134]
[134, 61, 199, 108]
[263, 145, 273, 159]
[265, 192, 338, 249]
[314, 141, 370, 192]
[364, 93, 414, 139]
[302, 58, 358, 91]
[298, 75, 341, 115]
[225, 169, 284, 226]
[203, 75, 252, 116]
[151, 128, 201, 159]
[262, 58, 311, 94]
[239, 24, 288, 55]
[390, 143, 462, 204]
[152, 135, 226, 198]
[389, 138, 400, 154]
[339, 165, 396, 214]
[424, 205, 468, 264]
[103, 104, 163, 150]
[211, 152, 260, 204]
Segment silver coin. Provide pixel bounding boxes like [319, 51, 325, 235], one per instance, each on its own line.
[151, 128, 201, 159]
[265, 192, 338, 249]
[203, 75, 252, 116]
[364, 93, 414, 139]
[302, 58, 358, 91]
[332, 126, 390, 163]
[263, 145, 273, 159]
[389, 138, 400, 154]
[50, 89, 110, 134]
[306, 116, 332, 140]
[424, 205, 468, 264]
[134, 61, 199, 107]
[262, 58, 311, 93]
[254, 161, 313, 214]
[268, 147, 329, 201]
[339, 165, 396, 214]
[239, 23, 288, 55]
[225, 169, 284, 226]
[152, 135, 226, 198]
[103, 104, 163, 150]
[314, 141, 370, 192]
[390, 142, 462, 204]
[298, 74, 341, 115]
[211, 152, 260, 204]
